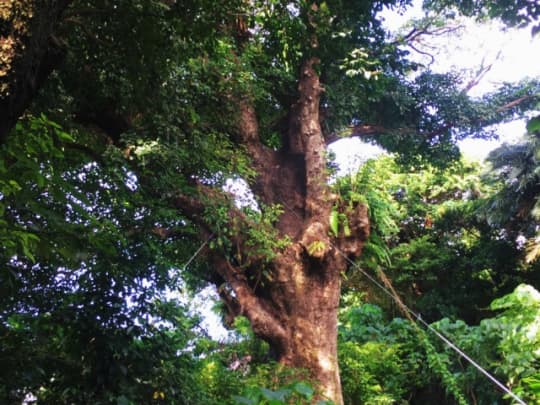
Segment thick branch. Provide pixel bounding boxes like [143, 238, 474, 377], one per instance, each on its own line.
[158, 183, 287, 342]
[173, 188, 226, 237]
[231, 95, 305, 238]
[175, 186, 288, 344]
[290, 57, 331, 220]
[236, 98, 281, 205]
[212, 255, 288, 348]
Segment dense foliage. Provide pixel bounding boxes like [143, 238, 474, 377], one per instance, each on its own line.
[333, 152, 540, 403]
[1, 0, 539, 403]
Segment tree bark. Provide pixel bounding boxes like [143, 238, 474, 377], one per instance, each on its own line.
[270, 246, 346, 403]
[177, 57, 370, 404]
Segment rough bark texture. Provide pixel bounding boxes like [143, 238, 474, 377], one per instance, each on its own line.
[178, 57, 370, 404]
[0, 0, 72, 142]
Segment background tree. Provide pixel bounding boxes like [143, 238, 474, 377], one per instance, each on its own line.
[425, 0, 540, 35]
[339, 156, 533, 323]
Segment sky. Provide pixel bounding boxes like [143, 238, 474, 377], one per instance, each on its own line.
[380, 0, 540, 93]
[193, 2, 540, 339]
[330, 0, 540, 172]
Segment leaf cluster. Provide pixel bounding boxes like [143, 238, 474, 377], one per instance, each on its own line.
[0, 116, 216, 404]
[432, 284, 540, 404]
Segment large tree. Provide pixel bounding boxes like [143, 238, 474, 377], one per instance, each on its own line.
[2, 1, 539, 403]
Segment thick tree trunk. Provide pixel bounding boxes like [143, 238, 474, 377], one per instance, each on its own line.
[271, 246, 345, 403]
[205, 234, 357, 404]
[239, 57, 369, 403]
[280, 308, 342, 403]
[177, 57, 370, 404]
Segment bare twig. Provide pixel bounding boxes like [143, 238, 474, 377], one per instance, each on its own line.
[462, 51, 501, 93]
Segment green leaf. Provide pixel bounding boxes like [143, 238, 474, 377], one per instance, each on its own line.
[293, 382, 314, 399]
[308, 240, 326, 256]
[523, 373, 540, 393]
[526, 116, 540, 134]
[329, 209, 339, 236]
[343, 221, 351, 237]
[8, 180, 21, 191]
[57, 130, 75, 142]
[232, 396, 256, 405]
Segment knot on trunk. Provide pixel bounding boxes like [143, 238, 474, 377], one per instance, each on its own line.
[338, 203, 370, 258]
[300, 221, 331, 259]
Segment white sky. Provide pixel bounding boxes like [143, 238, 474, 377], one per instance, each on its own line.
[331, 0, 540, 172]
[380, 0, 540, 95]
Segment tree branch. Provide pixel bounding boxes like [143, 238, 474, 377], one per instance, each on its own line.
[217, 284, 241, 326]
[496, 95, 536, 113]
[229, 78, 282, 208]
[325, 124, 390, 144]
[290, 57, 332, 220]
[462, 52, 501, 93]
[174, 184, 289, 344]
[408, 42, 435, 66]
[392, 18, 464, 67]
[211, 253, 288, 349]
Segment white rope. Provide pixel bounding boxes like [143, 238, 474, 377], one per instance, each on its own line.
[415, 313, 527, 405]
[276, 199, 526, 404]
[332, 243, 527, 405]
[181, 234, 214, 271]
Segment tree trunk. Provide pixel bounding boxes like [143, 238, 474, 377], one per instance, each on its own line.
[205, 230, 366, 404]
[280, 305, 343, 403]
[272, 247, 345, 403]
[177, 57, 370, 404]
